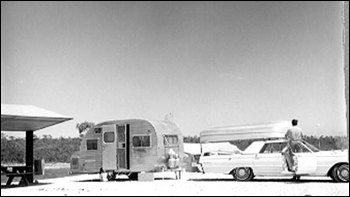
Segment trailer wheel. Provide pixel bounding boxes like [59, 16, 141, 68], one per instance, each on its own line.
[99, 172, 108, 182]
[128, 172, 138, 181]
[107, 172, 115, 181]
[100, 172, 115, 182]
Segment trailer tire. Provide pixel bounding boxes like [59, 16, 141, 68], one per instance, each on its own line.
[100, 172, 115, 182]
[100, 172, 108, 182]
[107, 173, 115, 181]
[128, 172, 138, 181]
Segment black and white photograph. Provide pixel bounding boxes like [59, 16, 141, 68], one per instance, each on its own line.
[1, 1, 349, 196]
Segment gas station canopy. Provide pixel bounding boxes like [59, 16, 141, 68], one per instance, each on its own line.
[1, 103, 73, 185]
[1, 104, 73, 132]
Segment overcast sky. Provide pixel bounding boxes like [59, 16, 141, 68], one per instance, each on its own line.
[1, 1, 347, 138]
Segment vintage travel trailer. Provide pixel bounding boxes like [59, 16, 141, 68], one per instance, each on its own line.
[70, 119, 184, 180]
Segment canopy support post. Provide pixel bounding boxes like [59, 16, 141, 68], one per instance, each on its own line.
[26, 130, 34, 183]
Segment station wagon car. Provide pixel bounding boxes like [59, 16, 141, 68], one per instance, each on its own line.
[199, 139, 348, 182]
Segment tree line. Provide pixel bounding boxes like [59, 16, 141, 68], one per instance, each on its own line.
[1, 133, 348, 164]
[1, 134, 81, 164]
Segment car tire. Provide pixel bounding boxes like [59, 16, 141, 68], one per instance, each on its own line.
[331, 164, 349, 182]
[233, 167, 254, 181]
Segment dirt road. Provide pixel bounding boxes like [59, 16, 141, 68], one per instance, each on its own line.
[1, 173, 349, 196]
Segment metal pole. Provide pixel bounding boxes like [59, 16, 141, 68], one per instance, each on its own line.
[26, 130, 34, 183]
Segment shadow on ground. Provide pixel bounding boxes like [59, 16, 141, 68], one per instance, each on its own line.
[188, 178, 337, 183]
[1, 182, 51, 189]
[77, 177, 177, 182]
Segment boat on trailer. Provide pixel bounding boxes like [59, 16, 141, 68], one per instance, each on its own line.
[200, 121, 292, 143]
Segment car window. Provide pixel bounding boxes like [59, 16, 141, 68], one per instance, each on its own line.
[302, 140, 320, 152]
[292, 142, 312, 153]
[244, 141, 265, 154]
[260, 142, 287, 154]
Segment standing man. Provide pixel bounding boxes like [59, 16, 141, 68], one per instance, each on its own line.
[283, 119, 303, 180]
[285, 119, 303, 154]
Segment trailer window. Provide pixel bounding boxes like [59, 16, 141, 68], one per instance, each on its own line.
[104, 132, 115, 143]
[87, 139, 98, 150]
[94, 127, 102, 134]
[132, 136, 150, 148]
[164, 135, 178, 146]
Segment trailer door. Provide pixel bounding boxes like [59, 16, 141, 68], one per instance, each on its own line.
[102, 124, 117, 171]
[117, 125, 128, 169]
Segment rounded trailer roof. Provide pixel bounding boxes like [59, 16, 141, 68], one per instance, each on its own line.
[149, 120, 182, 135]
[96, 119, 182, 134]
[200, 121, 291, 143]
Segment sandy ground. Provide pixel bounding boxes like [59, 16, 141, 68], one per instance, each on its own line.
[1, 172, 349, 196]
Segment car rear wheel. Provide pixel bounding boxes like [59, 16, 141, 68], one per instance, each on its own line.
[331, 164, 349, 182]
[233, 167, 254, 181]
